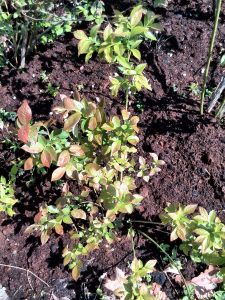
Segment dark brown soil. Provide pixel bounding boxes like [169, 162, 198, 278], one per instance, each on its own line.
[0, 0, 225, 299]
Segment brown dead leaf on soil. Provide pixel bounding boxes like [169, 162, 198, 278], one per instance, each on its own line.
[174, 265, 222, 300]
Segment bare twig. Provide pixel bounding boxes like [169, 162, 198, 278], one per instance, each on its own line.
[0, 263, 50, 288]
[200, 0, 222, 114]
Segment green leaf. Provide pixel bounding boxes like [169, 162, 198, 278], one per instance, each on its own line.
[127, 135, 139, 145]
[130, 6, 143, 27]
[145, 31, 157, 41]
[131, 26, 146, 36]
[78, 39, 92, 56]
[90, 24, 100, 38]
[131, 49, 141, 60]
[116, 56, 132, 69]
[74, 30, 87, 40]
[135, 63, 147, 74]
[63, 215, 73, 224]
[47, 205, 59, 214]
[103, 24, 113, 40]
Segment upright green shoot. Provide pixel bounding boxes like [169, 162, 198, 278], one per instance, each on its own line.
[200, 0, 222, 115]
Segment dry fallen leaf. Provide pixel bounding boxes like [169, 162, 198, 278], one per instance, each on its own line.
[104, 268, 127, 298]
[190, 265, 222, 299]
[151, 283, 169, 300]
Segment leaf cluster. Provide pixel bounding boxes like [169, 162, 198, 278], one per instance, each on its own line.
[0, 176, 18, 216]
[105, 257, 158, 300]
[160, 204, 225, 266]
[17, 91, 164, 280]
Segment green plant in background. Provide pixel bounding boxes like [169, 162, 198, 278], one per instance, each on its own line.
[0, 176, 18, 216]
[75, 5, 161, 63]
[17, 90, 164, 280]
[0, 0, 77, 68]
[76, 0, 105, 25]
[0, 108, 17, 130]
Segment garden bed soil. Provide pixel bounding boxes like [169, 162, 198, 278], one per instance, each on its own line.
[0, 0, 225, 299]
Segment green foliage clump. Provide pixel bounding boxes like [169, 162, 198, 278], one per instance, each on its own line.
[74, 4, 162, 109]
[0, 176, 18, 216]
[76, 0, 105, 25]
[160, 204, 225, 266]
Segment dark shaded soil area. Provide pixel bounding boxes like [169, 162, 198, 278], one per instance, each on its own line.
[0, 0, 225, 299]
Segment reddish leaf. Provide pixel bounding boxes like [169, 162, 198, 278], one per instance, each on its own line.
[57, 150, 70, 167]
[62, 95, 76, 110]
[17, 100, 32, 125]
[34, 211, 44, 223]
[88, 117, 97, 130]
[41, 150, 52, 168]
[18, 125, 30, 143]
[24, 157, 34, 170]
[69, 144, 85, 157]
[51, 167, 66, 181]
[64, 112, 81, 131]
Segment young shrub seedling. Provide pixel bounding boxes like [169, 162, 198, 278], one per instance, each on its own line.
[160, 204, 225, 266]
[17, 89, 164, 280]
[74, 4, 161, 109]
[110, 59, 151, 110]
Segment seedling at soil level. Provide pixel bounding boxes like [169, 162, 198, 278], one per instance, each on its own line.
[160, 203, 225, 288]
[16, 90, 164, 280]
[104, 257, 158, 300]
[110, 58, 151, 110]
